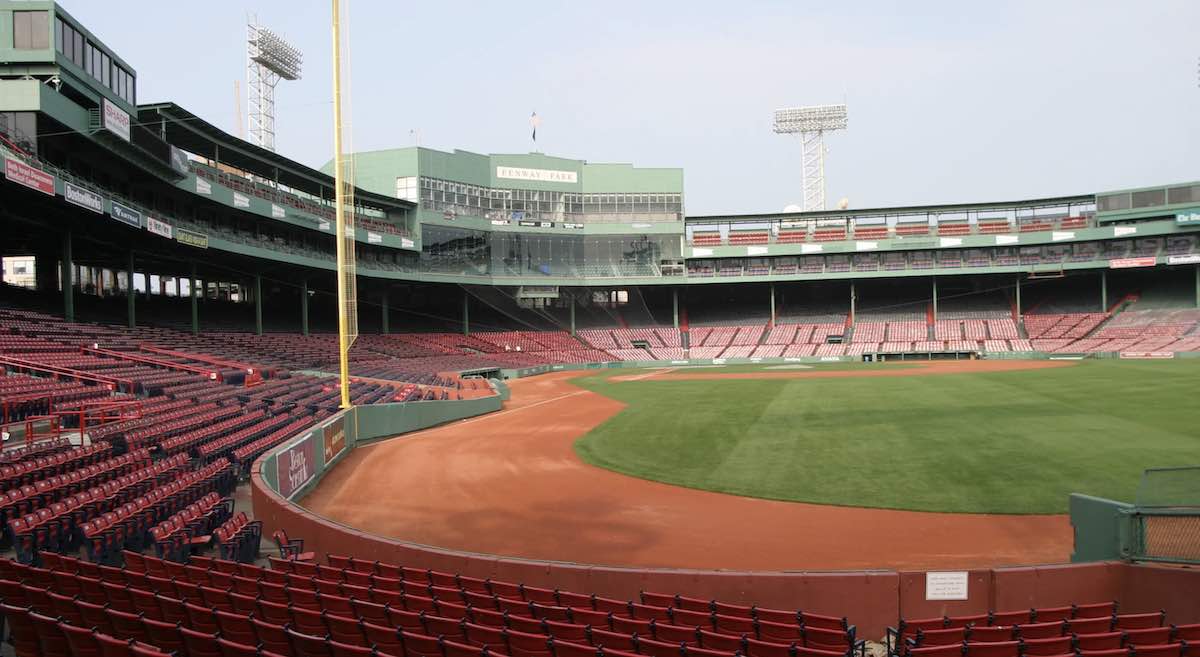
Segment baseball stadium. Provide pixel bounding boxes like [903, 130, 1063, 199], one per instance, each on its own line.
[0, 2, 1198, 656]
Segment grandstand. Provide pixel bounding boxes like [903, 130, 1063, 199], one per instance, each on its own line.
[0, 3, 1199, 655]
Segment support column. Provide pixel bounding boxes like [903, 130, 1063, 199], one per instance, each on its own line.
[849, 282, 857, 322]
[769, 283, 776, 326]
[569, 291, 576, 337]
[61, 231, 74, 322]
[1194, 265, 1199, 308]
[672, 287, 679, 330]
[300, 280, 310, 336]
[254, 275, 263, 336]
[190, 262, 199, 336]
[932, 276, 939, 322]
[462, 290, 470, 336]
[381, 288, 389, 335]
[1015, 276, 1022, 323]
[126, 251, 135, 328]
[1100, 270, 1108, 312]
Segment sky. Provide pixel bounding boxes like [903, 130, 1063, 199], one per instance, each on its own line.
[68, 0, 1199, 215]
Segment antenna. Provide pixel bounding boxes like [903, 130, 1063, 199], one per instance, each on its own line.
[246, 17, 303, 151]
[773, 104, 848, 212]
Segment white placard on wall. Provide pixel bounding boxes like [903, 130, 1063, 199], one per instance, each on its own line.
[925, 571, 969, 600]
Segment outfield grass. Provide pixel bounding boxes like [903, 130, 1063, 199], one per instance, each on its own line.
[571, 359, 1200, 514]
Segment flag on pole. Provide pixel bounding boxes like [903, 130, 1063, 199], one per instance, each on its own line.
[530, 111, 541, 143]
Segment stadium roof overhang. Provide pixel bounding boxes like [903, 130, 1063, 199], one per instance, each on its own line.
[136, 102, 414, 214]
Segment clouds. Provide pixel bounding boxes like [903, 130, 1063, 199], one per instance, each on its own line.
[65, 0, 1199, 214]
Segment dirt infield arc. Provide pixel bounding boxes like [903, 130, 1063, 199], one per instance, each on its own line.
[303, 362, 1073, 571]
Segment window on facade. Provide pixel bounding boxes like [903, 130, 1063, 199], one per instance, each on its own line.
[13, 11, 49, 49]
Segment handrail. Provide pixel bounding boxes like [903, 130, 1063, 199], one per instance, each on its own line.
[137, 344, 261, 376]
[82, 346, 219, 381]
[0, 355, 133, 392]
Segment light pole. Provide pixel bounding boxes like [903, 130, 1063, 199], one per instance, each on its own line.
[773, 105, 848, 212]
[247, 20, 302, 152]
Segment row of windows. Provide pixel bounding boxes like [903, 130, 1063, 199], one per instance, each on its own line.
[12, 11, 49, 49]
[405, 176, 683, 221]
[55, 16, 135, 105]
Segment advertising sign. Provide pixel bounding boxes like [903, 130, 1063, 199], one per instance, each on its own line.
[277, 434, 315, 499]
[1109, 257, 1157, 269]
[64, 181, 104, 213]
[196, 177, 212, 195]
[323, 415, 346, 463]
[110, 201, 142, 227]
[101, 99, 131, 142]
[367, 232, 382, 244]
[233, 192, 250, 208]
[176, 228, 209, 249]
[5, 159, 55, 195]
[146, 217, 173, 238]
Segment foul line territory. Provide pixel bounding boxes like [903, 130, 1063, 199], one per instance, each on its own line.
[621, 367, 677, 381]
[356, 389, 590, 449]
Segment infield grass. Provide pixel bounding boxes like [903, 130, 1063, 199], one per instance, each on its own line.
[571, 359, 1200, 514]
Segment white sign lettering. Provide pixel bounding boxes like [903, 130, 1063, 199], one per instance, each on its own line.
[64, 182, 104, 213]
[1051, 231, 1075, 241]
[1114, 226, 1138, 237]
[272, 203, 286, 218]
[995, 234, 1019, 245]
[233, 192, 250, 208]
[747, 246, 768, 256]
[196, 178, 212, 195]
[939, 237, 963, 247]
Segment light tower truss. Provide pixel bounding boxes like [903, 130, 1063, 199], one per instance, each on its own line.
[247, 20, 303, 152]
[773, 105, 848, 212]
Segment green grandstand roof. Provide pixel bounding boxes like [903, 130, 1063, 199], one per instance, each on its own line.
[137, 102, 414, 213]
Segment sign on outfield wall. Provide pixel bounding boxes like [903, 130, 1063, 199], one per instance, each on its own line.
[5, 159, 55, 195]
[101, 99, 131, 142]
[925, 571, 969, 600]
[277, 434, 316, 499]
[323, 415, 346, 463]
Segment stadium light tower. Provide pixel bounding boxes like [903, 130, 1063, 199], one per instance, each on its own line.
[773, 105, 848, 212]
[247, 19, 303, 151]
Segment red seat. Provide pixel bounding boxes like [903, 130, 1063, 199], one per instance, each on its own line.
[1068, 618, 1116, 635]
[1116, 613, 1166, 630]
[1014, 622, 1064, 639]
[363, 621, 406, 657]
[1129, 644, 1184, 657]
[961, 641, 1019, 657]
[288, 628, 334, 657]
[1076, 633, 1126, 651]
[1021, 636, 1074, 656]
[552, 638, 602, 657]
[252, 618, 292, 655]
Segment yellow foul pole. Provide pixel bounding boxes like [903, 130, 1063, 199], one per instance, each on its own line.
[332, 0, 351, 409]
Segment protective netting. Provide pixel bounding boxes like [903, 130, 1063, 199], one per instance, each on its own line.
[1136, 513, 1200, 563]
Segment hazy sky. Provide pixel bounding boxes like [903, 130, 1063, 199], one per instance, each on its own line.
[70, 1, 1199, 215]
